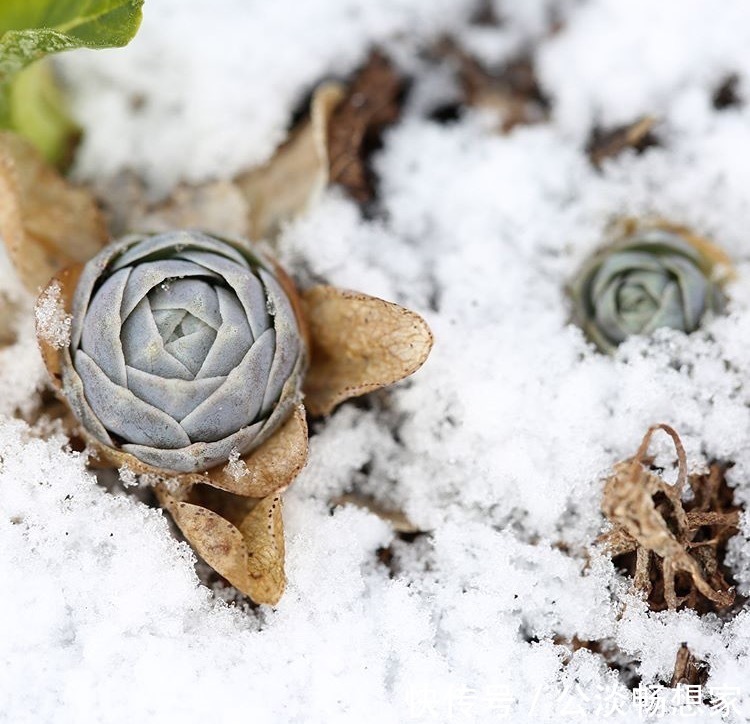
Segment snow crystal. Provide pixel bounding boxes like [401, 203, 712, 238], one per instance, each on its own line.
[117, 464, 139, 489]
[34, 281, 72, 350]
[224, 447, 248, 482]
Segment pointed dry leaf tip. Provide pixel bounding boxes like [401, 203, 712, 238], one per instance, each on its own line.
[570, 225, 730, 354]
[49, 231, 307, 474]
[156, 484, 286, 605]
[236, 83, 344, 241]
[0, 131, 107, 292]
[301, 285, 433, 417]
[34, 280, 71, 349]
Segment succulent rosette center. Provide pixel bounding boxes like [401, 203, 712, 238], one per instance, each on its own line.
[63, 230, 306, 472]
[571, 228, 727, 353]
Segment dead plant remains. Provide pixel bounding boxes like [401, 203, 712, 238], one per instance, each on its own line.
[598, 424, 741, 614]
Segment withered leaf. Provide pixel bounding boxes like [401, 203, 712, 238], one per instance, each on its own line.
[301, 285, 433, 417]
[202, 404, 308, 497]
[670, 644, 707, 688]
[587, 116, 658, 168]
[331, 493, 420, 534]
[599, 424, 738, 612]
[236, 83, 344, 241]
[435, 40, 548, 132]
[138, 180, 250, 240]
[0, 132, 107, 293]
[327, 51, 403, 203]
[157, 484, 286, 605]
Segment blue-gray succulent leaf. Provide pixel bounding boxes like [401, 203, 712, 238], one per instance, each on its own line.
[63, 230, 307, 473]
[571, 229, 726, 353]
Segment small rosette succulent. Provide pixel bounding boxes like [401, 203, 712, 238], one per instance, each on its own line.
[570, 227, 729, 353]
[60, 230, 305, 472]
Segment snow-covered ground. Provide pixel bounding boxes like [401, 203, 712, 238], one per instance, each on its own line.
[3, 0, 750, 721]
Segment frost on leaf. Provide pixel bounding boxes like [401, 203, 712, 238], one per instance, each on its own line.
[118, 465, 139, 489]
[34, 281, 71, 349]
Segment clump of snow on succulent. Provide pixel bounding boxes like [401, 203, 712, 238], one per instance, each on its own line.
[34, 281, 71, 350]
[118, 464, 139, 489]
[224, 447, 248, 481]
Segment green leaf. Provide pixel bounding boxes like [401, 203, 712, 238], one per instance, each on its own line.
[8, 60, 80, 166]
[0, 0, 144, 164]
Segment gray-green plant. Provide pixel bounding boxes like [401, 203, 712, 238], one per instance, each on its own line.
[570, 228, 725, 353]
[63, 230, 306, 472]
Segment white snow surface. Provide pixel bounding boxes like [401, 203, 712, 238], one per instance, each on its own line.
[2, 0, 750, 721]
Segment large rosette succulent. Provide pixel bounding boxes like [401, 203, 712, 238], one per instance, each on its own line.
[570, 225, 730, 353]
[60, 230, 305, 473]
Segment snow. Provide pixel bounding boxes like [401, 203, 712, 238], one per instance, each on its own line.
[35, 281, 72, 349]
[2, 0, 750, 721]
[60, 0, 475, 196]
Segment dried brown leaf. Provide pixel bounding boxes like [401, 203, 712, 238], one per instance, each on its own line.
[139, 180, 250, 239]
[0, 132, 107, 293]
[712, 75, 741, 110]
[236, 83, 344, 240]
[156, 484, 286, 605]
[327, 51, 403, 203]
[35, 264, 82, 391]
[601, 425, 738, 612]
[670, 644, 707, 688]
[587, 116, 658, 168]
[436, 40, 548, 132]
[597, 526, 637, 556]
[301, 285, 433, 417]
[332, 493, 420, 534]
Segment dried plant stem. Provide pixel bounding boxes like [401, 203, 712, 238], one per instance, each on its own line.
[599, 425, 738, 612]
